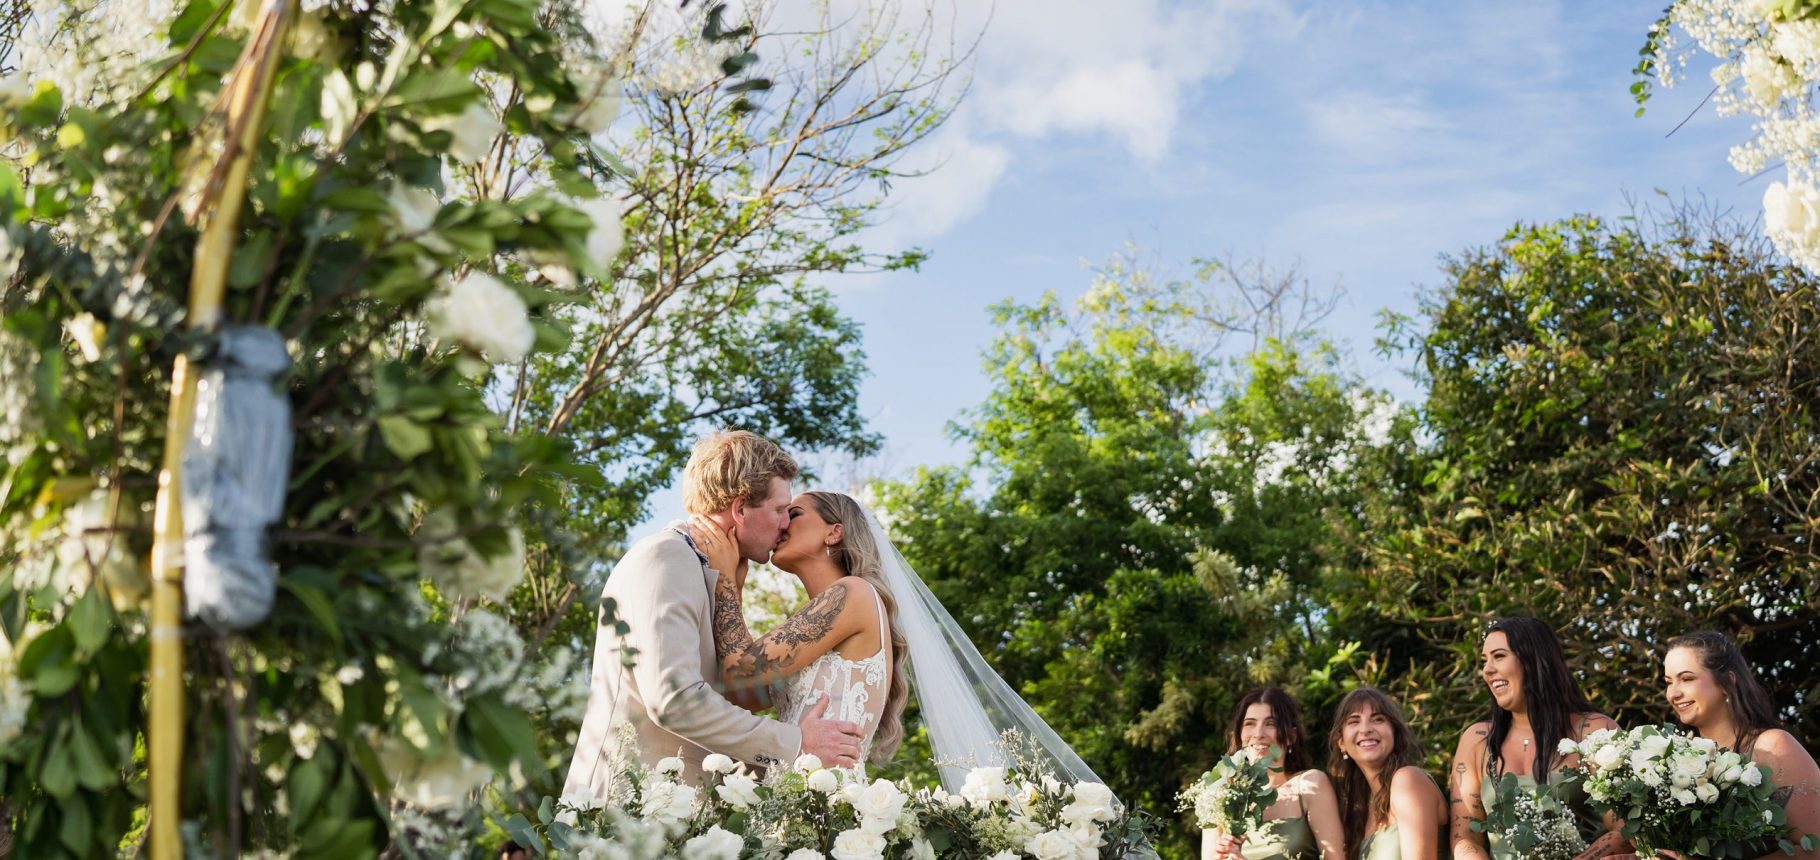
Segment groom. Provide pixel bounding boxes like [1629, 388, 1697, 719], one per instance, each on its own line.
[563, 430, 864, 798]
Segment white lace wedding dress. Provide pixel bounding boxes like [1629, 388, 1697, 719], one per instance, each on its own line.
[775, 584, 891, 764]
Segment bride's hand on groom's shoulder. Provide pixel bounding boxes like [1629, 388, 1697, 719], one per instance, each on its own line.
[690, 515, 742, 587]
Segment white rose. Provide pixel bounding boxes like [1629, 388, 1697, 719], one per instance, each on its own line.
[785, 851, 826, 860]
[1557, 737, 1581, 757]
[716, 772, 761, 809]
[558, 68, 622, 134]
[1067, 782, 1119, 822]
[794, 753, 824, 771]
[907, 837, 936, 860]
[1741, 45, 1800, 107]
[807, 768, 840, 793]
[1695, 781, 1721, 803]
[575, 195, 625, 268]
[1764, 180, 1820, 268]
[1024, 828, 1080, 860]
[639, 779, 698, 827]
[1593, 742, 1625, 771]
[830, 828, 887, 860]
[1673, 787, 1698, 805]
[429, 100, 503, 164]
[63, 313, 104, 363]
[1742, 765, 1765, 787]
[387, 182, 442, 236]
[1638, 733, 1673, 758]
[702, 753, 735, 774]
[682, 826, 744, 860]
[0, 675, 30, 748]
[961, 766, 1010, 806]
[1766, 809, 1777, 824]
[1719, 764, 1745, 785]
[1772, 20, 1820, 71]
[378, 742, 492, 810]
[850, 779, 908, 826]
[426, 271, 534, 362]
[987, 854, 1019, 860]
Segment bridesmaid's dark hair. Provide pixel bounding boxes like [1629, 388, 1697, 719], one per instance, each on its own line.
[1485, 616, 1596, 780]
[1328, 687, 1425, 860]
[1226, 687, 1314, 775]
[1665, 630, 1782, 752]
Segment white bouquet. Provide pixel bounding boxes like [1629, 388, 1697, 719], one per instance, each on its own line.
[1562, 725, 1813, 858]
[1176, 746, 1278, 838]
[1471, 772, 1586, 860]
[535, 750, 1151, 859]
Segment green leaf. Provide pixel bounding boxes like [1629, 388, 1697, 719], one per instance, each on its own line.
[58, 793, 91, 854]
[66, 587, 110, 654]
[39, 731, 76, 798]
[21, 624, 80, 697]
[0, 160, 23, 218]
[280, 578, 344, 648]
[288, 757, 330, 833]
[230, 229, 276, 290]
[385, 67, 481, 114]
[69, 719, 114, 791]
[379, 415, 434, 460]
[460, 694, 539, 773]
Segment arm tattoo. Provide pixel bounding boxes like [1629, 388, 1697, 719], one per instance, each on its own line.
[1573, 830, 1625, 860]
[711, 571, 752, 664]
[720, 582, 850, 685]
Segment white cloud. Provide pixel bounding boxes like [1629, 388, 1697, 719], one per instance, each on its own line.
[869, 126, 1011, 246]
[971, 0, 1303, 161]
[1304, 91, 1453, 163]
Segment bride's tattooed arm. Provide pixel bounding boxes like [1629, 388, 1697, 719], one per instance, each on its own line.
[715, 580, 855, 689]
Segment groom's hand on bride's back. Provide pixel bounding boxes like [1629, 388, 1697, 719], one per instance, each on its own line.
[797, 694, 863, 767]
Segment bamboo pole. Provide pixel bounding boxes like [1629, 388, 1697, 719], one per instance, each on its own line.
[147, 3, 293, 856]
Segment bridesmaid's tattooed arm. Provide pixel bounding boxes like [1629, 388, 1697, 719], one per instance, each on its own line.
[1451, 724, 1493, 860]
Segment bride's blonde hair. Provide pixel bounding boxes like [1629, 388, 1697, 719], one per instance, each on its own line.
[803, 490, 910, 762]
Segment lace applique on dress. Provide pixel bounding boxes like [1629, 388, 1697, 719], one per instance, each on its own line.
[776, 583, 891, 762]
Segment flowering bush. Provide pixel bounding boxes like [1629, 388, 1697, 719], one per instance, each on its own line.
[1470, 773, 1586, 860]
[529, 751, 1150, 860]
[1176, 747, 1278, 838]
[0, 0, 636, 854]
[1561, 725, 1815, 858]
[1644, 0, 1820, 269]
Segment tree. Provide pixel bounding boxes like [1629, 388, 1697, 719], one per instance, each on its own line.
[489, 1, 973, 739]
[875, 256, 1412, 858]
[1364, 211, 1820, 755]
[0, 0, 639, 854]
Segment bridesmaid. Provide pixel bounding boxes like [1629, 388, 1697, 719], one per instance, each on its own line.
[1327, 687, 1445, 860]
[1204, 687, 1346, 860]
[1612, 631, 1819, 860]
[1448, 617, 1629, 859]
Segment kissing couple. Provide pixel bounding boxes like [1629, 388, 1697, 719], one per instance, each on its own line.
[562, 429, 1099, 800]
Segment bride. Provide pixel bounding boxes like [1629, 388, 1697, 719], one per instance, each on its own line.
[689, 490, 1099, 790]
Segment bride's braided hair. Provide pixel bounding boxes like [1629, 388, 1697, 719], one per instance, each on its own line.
[804, 491, 910, 762]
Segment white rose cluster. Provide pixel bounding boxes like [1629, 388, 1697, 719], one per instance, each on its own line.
[545, 750, 1137, 859]
[1563, 723, 1789, 853]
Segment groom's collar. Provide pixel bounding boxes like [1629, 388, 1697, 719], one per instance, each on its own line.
[664, 519, 709, 564]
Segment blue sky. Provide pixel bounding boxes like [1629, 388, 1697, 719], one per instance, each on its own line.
[640, 0, 1763, 530]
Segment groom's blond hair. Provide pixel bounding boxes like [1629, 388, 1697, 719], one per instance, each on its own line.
[682, 430, 799, 514]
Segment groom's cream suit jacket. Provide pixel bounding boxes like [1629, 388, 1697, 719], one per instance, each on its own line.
[563, 524, 802, 798]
